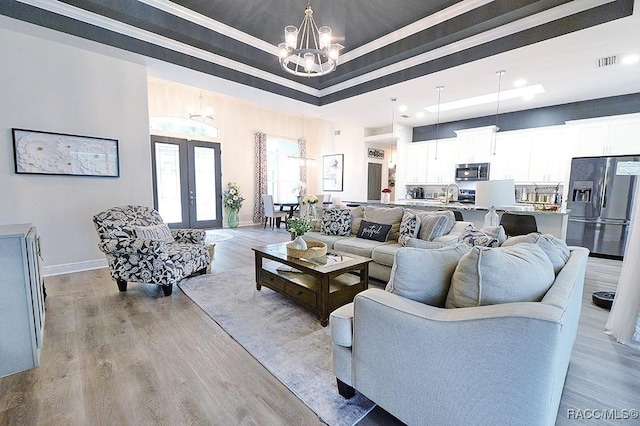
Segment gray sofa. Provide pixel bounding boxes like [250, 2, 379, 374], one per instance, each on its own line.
[330, 245, 589, 426]
[303, 205, 472, 282]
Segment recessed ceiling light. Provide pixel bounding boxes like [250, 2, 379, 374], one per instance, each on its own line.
[522, 94, 534, 100]
[621, 54, 639, 65]
[415, 111, 425, 119]
[423, 84, 545, 113]
[513, 79, 527, 87]
[398, 105, 408, 112]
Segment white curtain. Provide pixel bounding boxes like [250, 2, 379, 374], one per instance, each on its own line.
[606, 178, 640, 351]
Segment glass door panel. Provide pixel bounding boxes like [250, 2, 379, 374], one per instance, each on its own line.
[154, 142, 183, 223]
[151, 136, 222, 229]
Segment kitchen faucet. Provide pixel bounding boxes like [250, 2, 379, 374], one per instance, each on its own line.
[445, 183, 459, 203]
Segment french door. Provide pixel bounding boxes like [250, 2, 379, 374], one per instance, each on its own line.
[151, 135, 222, 229]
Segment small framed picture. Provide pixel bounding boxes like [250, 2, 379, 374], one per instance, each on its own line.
[323, 154, 344, 191]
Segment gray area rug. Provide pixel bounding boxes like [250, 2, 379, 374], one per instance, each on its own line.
[178, 266, 375, 426]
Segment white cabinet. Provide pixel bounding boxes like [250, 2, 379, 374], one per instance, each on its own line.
[574, 123, 610, 156]
[0, 224, 45, 378]
[405, 142, 428, 183]
[528, 128, 572, 183]
[454, 126, 493, 164]
[426, 139, 458, 183]
[609, 121, 640, 155]
[570, 114, 640, 156]
[490, 132, 531, 182]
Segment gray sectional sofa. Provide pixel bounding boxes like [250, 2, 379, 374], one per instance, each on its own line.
[329, 233, 589, 426]
[303, 205, 473, 282]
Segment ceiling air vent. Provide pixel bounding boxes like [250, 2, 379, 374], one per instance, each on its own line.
[597, 55, 618, 68]
[401, 114, 410, 118]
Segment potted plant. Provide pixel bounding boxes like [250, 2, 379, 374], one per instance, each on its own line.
[222, 182, 244, 228]
[287, 215, 313, 250]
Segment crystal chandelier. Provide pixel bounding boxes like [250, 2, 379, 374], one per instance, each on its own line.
[277, 2, 344, 77]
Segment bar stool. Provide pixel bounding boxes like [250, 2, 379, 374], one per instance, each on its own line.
[499, 213, 538, 237]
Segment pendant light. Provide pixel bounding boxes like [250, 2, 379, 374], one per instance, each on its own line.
[492, 70, 506, 155]
[434, 86, 444, 160]
[388, 98, 397, 168]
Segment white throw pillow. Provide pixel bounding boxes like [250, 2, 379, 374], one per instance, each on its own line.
[502, 232, 570, 274]
[134, 224, 174, 243]
[458, 225, 506, 248]
[445, 243, 555, 308]
[398, 211, 421, 246]
[386, 243, 470, 307]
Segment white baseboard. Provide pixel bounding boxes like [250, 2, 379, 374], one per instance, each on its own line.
[42, 259, 107, 277]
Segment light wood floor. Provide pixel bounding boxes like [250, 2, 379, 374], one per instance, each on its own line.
[1, 226, 638, 425]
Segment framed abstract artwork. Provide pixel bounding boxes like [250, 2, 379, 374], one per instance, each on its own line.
[12, 128, 120, 177]
[323, 154, 344, 191]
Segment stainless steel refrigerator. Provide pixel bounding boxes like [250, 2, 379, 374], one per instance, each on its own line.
[566, 155, 640, 259]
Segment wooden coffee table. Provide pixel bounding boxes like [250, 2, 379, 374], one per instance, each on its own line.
[252, 243, 372, 326]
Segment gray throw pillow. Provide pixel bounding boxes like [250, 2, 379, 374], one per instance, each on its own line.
[386, 243, 470, 307]
[417, 214, 449, 241]
[134, 224, 174, 243]
[321, 208, 352, 236]
[502, 232, 570, 274]
[406, 238, 452, 249]
[349, 206, 365, 235]
[445, 243, 555, 308]
[410, 210, 456, 238]
[364, 206, 404, 241]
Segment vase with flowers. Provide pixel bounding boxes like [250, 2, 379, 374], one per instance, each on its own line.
[287, 215, 313, 250]
[381, 188, 392, 204]
[302, 194, 319, 218]
[222, 182, 244, 228]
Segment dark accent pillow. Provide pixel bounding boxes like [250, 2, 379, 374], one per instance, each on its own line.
[321, 208, 352, 236]
[356, 220, 392, 242]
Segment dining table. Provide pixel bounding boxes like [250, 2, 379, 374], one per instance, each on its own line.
[274, 202, 299, 219]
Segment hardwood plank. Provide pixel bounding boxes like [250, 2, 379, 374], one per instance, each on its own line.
[1, 225, 638, 426]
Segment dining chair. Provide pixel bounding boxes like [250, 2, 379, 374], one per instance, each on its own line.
[262, 194, 288, 229]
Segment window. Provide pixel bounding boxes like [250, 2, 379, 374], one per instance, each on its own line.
[149, 116, 219, 138]
[267, 136, 301, 203]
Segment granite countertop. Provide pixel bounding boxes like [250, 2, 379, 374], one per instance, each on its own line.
[349, 200, 570, 215]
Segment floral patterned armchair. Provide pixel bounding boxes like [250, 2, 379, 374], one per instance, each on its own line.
[93, 205, 210, 296]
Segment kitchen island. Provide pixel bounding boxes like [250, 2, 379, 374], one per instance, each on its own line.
[346, 199, 570, 240]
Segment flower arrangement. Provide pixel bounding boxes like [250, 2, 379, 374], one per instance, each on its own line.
[223, 182, 244, 211]
[381, 188, 392, 193]
[287, 215, 313, 237]
[302, 194, 319, 205]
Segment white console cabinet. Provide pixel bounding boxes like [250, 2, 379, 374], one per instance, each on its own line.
[0, 224, 45, 377]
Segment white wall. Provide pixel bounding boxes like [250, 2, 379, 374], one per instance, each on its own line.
[0, 22, 372, 275]
[147, 80, 368, 222]
[0, 27, 152, 275]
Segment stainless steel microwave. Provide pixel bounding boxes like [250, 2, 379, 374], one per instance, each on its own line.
[455, 163, 490, 181]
